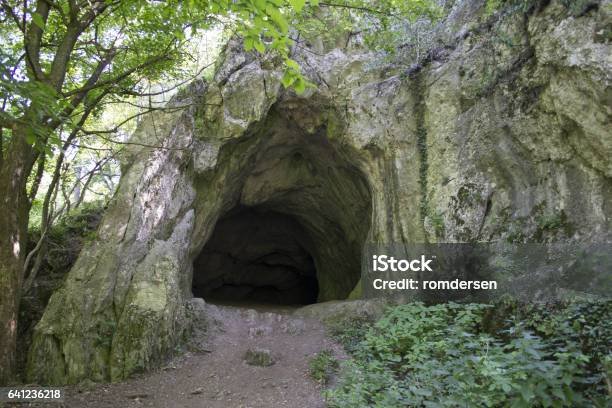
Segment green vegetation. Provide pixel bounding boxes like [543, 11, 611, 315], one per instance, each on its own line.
[326, 301, 612, 407]
[328, 314, 374, 355]
[429, 211, 446, 239]
[30, 200, 103, 244]
[17, 202, 104, 378]
[22, 201, 104, 296]
[484, 0, 539, 16]
[308, 349, 339, 385]
[486, 0, 597, 18]
[536, 211, 573, 234]
[295, 0, 442, 57]
[502, 206, 575, 243]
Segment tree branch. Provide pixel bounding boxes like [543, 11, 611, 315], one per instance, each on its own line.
[73, 156, 109, 209]
[24, 0, 50, 80]
[28, 153, 46, 204]
[318, 1, 394, 16]
[48, 0, 109, 90]
[81, 105, 188, 135]
[116, 60, 215, 98]
[62, 51, 171, 98]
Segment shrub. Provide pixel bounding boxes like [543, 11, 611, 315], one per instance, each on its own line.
[328, 315, 374, 355]
[326, 301, 611, 407]
[309, 350, 339, 385]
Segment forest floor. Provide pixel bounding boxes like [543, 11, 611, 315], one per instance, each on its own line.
[34, 303, 346, 408]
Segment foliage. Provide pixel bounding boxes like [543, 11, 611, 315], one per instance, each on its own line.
[45, 201, 103, 240]
[326, 301, 611, 407]
[28, 201, 104, 261]
[426, 210, 445, 239]
[498, 298, 612, 406]
[536, 211, 571, 233]
[328, 314, 375, 354]
[484, 0, 539, 17]
[309, 349, 339, 384]
[485, 0, 593, 19]
[293, 0, 444, 59]
[27, 148, 117, 229]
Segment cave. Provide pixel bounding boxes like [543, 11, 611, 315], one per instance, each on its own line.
[190, 107, 373, 305]
[192, 206, 319, 305]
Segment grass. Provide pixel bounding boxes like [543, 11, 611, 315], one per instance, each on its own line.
[308, 349, 339, 385]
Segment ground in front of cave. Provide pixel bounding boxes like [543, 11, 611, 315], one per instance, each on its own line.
[42, 303, 346, 408]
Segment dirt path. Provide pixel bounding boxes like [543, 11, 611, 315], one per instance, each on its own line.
[59, 303, 344, 408]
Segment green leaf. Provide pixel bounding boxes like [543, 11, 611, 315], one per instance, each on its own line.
[294, 77, 306, 94]
[285, 58, 299, 71]
[288, 0, 306, 12]
[244, 37, 254, 51]
[31, 12, 45, 29]
[281, 70, 296, 88]
[254, 40, 266, 53]
[266, 5, 288, 33]
[25, 129, 37, 145]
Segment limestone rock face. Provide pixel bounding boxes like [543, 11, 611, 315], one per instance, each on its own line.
[28, 0, 610, 384]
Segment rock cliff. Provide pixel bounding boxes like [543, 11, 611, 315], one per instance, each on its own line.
[28, 0, 610, 384]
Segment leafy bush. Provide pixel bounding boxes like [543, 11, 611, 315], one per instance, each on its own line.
[328, 315, 374, 355]
[502, 299, 612, 406]
[326, 301, 611, 407]
[309, 350, 339, 385]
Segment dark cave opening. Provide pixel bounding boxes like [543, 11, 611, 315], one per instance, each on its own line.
[192, 206, 319, 305]
[190, 108, 375, 304]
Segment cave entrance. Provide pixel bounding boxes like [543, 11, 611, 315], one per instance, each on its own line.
[192, 206, 319, 305]
[190, 107, 373, 305]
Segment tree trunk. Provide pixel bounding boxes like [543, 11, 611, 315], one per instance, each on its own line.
[0, 128, 34, 385]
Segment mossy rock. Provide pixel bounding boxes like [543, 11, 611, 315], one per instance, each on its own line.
[244, 348, 275, 367]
